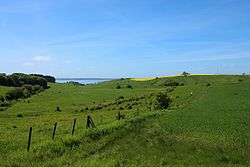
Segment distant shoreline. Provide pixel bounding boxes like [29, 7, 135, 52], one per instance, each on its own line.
[56, 78, 116, 80]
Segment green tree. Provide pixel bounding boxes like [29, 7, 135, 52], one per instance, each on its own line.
[182, 71, 190, 77]
[5, 88, 23, 100]
[0, 95, 4, 102]
[154, 92, 171, 110]
[23, 88, 31, 98]
[33, 85, 44, 93]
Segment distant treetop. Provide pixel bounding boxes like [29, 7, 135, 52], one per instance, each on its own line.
[0, 73, 55, 88]
[30, 74, 56, 83]
[182, 71, 190, 77]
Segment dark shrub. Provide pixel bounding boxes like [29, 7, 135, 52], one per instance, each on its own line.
[17, 114, 23, 117]
[207, 83, 211, 87]
[116, 100, 123, 105]
[30, 74, 55, 83]
[127, 84, 133, 89]
[238, 79, 243, 82]
[126, 105, 132, 110]
[0, 107, 7, 111]
[56, 107, 61, 111]
[117, 96, 124, 100]
[22, 84, 34, 93]
[0, 96, 4, 102]
[5, 88, 24, 100]
[154, 92, 171, 110]
[116, 85, 121, 89]
[23, 88, 31, 98]
[0, 101, 11, 107]
[33, 85, 44, 93]
[0, 74, 9, 86]
[164, 81, 179, 87]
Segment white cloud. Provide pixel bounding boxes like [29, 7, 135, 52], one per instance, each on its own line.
[22, 62, 34, 67]
[33, 56, 52, 62]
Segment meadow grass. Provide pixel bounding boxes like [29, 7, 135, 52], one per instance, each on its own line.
[68, 80, 250, 166]
[0, 75, 250, 166]
[0, 86, 13, 96]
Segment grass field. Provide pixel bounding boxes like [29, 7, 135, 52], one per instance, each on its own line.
[0, 86, 13, 96]
[0, 75, 250, 166]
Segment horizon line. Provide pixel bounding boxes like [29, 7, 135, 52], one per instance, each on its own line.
[56, 78, 118, 80]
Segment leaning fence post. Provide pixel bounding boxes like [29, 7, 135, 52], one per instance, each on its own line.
[72, 118, 77, 135]
[86, 115, 90, 128]
[86, 115, 96, 128]
[52, 122, 57, 140]
[27, 127, 32, 151]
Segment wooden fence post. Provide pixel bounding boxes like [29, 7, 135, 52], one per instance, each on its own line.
[86, 115, 96, 128]
[52, 122, 57, 140]
[27, 127, 32, 151]
[86, 115, 90, 128]
[101, 110, 103, 124]
[89, 116, 96, 128]
[72, 118, 76, 135]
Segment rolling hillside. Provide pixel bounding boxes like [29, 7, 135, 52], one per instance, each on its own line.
[0, 75, 250, 166]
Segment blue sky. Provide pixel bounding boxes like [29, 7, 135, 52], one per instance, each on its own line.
[0, 0, 250, 78]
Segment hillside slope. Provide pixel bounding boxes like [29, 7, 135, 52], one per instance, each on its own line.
[1, 75, 250, 166]
[42, 82, 250, 166]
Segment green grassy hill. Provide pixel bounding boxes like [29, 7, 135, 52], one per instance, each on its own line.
[0, 86, 13, 96]
[1, 75, 250, 166]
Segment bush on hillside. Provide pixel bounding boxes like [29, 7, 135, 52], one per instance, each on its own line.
[23, 88, 31, 98]
[158, 80, 180, 87]
[154, 92, 171, 110]
[5, 88, 23, 100]
[117, 96, 124, 100]
[33, 85, 44, 93]
[0, 95, 4, 102]
[127, 84, 133, 89]
[0, 107, 7, 111]
[4, 84, 44, 101]
[0, 101, 11, 107]
[164, 81, 179, 87]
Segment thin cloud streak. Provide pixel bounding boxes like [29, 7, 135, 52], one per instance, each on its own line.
[33, 56, 52, 62]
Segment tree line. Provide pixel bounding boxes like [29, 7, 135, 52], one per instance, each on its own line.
[0, 73, 55, 111]
[0, 73, 55, 88]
